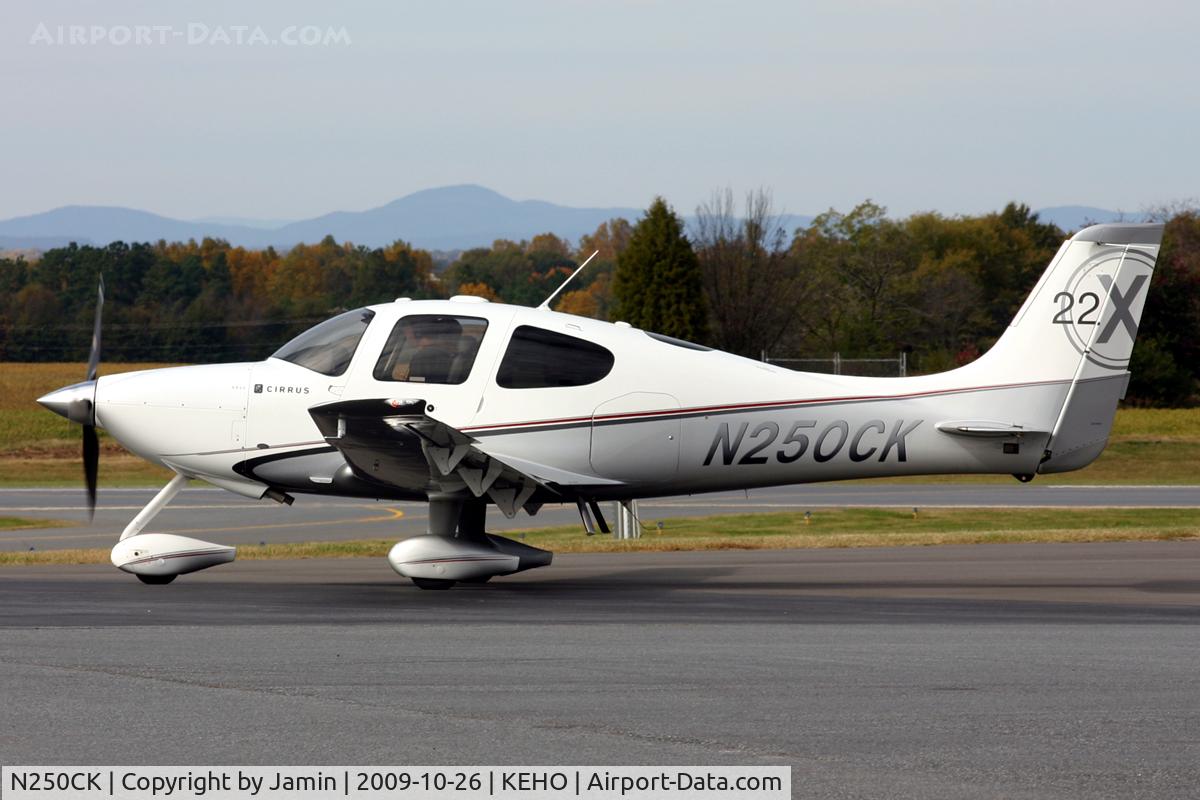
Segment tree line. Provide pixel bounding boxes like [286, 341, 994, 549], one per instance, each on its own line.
[2, 197, 1197, 405]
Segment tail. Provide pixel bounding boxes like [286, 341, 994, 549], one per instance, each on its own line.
[972, 222, 1163, 473]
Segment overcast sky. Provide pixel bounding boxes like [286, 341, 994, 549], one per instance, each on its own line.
[2, 0, 1197, 221]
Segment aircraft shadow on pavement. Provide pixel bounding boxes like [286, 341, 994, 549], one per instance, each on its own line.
[5, 566, 1199, 628]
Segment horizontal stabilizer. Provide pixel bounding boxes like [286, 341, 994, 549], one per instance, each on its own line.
[935, 420, 1049, 438]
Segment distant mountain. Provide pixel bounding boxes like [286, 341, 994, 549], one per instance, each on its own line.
[1034, 206, 1147, 232]
[0, 190, 1137, 253]
[192, 215, 296, 230]
[0, 205, 268, 248]
[271, 185, 644, 250]
[0, 186, 645, 251]
[0, 234, 94, 250]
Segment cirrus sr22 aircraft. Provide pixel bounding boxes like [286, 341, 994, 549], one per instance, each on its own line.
[38, 223, 1161, 589]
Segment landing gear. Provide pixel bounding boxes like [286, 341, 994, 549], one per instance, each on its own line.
[110, 473, 236, 582]
[388, 496, 552, 589]
[411, 577, 456, 590]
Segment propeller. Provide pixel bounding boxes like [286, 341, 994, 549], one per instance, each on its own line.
[34, 275, 105, 520]
[82, 276, 104, 519]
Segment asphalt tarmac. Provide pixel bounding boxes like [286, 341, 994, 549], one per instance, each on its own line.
[2, 543, 1199, 799]
[2, 483, 1198, 551]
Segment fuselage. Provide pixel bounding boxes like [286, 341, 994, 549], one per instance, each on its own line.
[82, 295, 1090, 503]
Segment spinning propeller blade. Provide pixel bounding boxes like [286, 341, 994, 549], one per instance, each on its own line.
[83, 424, 99, 520]
[82, 276, 104, 519]
[86, 275, 104, 382]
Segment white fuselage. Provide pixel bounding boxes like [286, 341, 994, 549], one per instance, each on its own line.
[91, 296, 1110, 504]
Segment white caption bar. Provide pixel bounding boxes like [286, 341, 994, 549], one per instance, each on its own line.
[3, 767, 789, 800]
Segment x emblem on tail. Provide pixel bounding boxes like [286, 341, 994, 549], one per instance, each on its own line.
[1096, 274, 1148, 344]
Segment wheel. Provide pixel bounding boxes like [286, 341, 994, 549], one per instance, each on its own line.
[460, 575, 493, 584]
[137, 573, 176, 585]
[411, 577, 456, 590]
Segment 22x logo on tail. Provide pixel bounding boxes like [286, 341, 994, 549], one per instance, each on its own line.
[1052, 248, 1155, 370]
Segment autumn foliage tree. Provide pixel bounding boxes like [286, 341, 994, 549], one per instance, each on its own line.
[0, 236, 436, 362]
[441, 238, 575, 307]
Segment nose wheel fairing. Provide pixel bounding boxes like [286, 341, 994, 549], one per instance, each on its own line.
[112, 533, 236, 577]
[109, 473, 237, 581]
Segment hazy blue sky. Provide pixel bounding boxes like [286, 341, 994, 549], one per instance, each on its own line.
[2, 0, 1197, 221]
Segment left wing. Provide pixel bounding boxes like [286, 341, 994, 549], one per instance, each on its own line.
[308, 398, 617, 516]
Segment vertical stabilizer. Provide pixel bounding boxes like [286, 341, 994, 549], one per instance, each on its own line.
[974, 223, 1162, 472]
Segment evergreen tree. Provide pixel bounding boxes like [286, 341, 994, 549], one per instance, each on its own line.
[612, 197, 709, 342]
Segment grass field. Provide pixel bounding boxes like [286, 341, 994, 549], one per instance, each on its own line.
[0, 516, 64, 531]
[0, 362, 179, 486]
[3, 507, 1196, 566]
[0, 362, 181, 448]
[1, 362, 1197, 487]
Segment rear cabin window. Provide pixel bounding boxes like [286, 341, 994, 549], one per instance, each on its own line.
[272, 308, 375, 377]
[497, 325, 615, 389]
[373, 315, 489, 384]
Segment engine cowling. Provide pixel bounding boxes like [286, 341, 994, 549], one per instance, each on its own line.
[111, 534, 236, 577]
[388, 534, 551, 582]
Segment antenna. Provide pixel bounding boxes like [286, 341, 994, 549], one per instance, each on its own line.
[537, 250, 600, 310]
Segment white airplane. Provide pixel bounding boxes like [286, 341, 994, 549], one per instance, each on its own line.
[38, 223, 1162, 589]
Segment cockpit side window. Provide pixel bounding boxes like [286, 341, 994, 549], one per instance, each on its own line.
[271, 308, 375, 377]
[496, 325, 615, 388]
[373, 315, 489, 384]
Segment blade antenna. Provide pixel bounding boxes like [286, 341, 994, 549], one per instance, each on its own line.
[537, 250, 599, 311]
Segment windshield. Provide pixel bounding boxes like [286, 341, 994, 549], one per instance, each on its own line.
[272, 308, 375, 376]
